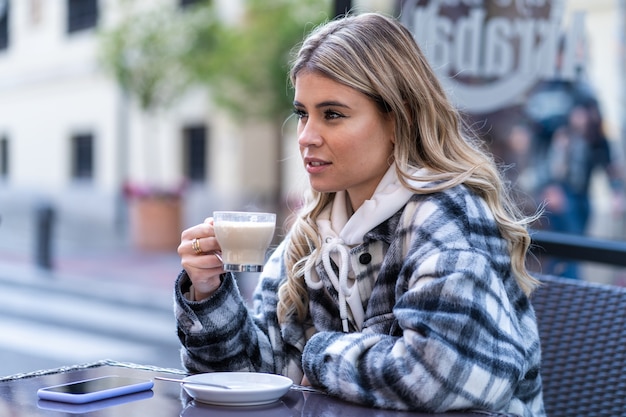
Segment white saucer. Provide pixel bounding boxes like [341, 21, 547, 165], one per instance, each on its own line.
[181, 372, 293, 406]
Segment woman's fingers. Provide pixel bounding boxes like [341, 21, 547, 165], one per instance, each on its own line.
[178, 219, 225, 299]
[182, 248, 224, 271]
[187, 235, 221, 256]
[178, 219, 219, 256]
[181, 246, 224, 300]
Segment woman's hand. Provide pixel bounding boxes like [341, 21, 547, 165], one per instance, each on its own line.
[178, 217, 225, 301]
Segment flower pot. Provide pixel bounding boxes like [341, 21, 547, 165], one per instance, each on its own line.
[129, 196, 182, 252]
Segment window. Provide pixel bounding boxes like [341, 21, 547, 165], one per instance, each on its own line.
[0, 0, 9, 50]
[71, 133, 93, 180]
[183, 125, 207, 182]
[67, 0, 98, 33]
[0, 136, 8, 177]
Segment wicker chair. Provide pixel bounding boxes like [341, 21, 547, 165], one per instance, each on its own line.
[531, 275, 626, 417]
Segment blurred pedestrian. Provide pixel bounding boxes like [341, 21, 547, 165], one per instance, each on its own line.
[502, 122, 540, 216]
[538, 100, 624, 277]
[174, 13, 545, 417]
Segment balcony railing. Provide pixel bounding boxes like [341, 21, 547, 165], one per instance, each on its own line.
[530, 229, 626, 267]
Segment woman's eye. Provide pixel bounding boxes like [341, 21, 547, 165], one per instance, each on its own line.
[292, 108, 343, 121]
[324, 110, 344, 120]
[293, 109, 307, 120]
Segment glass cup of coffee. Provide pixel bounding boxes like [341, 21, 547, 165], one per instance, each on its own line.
[213, 211, 276, 272]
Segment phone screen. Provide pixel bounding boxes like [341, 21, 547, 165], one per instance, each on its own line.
[42, 376, 145, 394]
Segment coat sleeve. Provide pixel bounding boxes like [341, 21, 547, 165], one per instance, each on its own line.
[301, 192, 542, 416]
[174, 241, 303, 380]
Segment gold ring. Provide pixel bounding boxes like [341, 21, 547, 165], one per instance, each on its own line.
[192, 238, 203, 255]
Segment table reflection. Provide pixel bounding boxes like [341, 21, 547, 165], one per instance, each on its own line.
[181, 399, 293, 417]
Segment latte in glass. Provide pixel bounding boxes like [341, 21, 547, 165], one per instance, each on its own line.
[213, 211, 276, 272]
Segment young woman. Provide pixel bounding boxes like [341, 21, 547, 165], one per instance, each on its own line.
[175, 12, 545, 417]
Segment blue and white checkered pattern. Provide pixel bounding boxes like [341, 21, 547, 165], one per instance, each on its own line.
[175, 184, 545, 417]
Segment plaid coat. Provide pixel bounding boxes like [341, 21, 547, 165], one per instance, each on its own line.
[175, 184, 545, 417]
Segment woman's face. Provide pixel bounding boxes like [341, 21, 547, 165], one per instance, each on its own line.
[293, 72, 395, 210]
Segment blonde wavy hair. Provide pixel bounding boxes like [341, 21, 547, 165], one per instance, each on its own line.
[277, 12, 539, 325]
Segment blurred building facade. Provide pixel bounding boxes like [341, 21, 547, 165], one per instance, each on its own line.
[0, 0, 284, 250]
[0, 0, 623, 254]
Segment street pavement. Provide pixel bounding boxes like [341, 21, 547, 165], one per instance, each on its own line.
[0, 198, 187, 378]
[0, 197, 260, 378]
[0, 265, 181, 376]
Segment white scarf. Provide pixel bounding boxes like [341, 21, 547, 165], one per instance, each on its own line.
[305, 165, 424, 332]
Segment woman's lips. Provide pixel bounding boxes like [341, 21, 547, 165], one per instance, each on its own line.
[304, 157, 331, 174]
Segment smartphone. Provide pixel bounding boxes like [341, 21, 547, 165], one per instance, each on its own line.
[38, 390, 154, 413]
[37, 375, 154, 404]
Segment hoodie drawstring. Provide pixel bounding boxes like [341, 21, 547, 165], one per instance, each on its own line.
[304, 236, 353, 332]
[322, 237, 352, 332]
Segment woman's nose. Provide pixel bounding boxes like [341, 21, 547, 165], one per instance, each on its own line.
[297, 121, 323, 147]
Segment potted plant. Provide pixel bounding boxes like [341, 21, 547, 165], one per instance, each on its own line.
[98, 3, 198, 251]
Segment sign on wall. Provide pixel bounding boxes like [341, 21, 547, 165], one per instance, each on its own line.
[399, 0, 587, 114]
